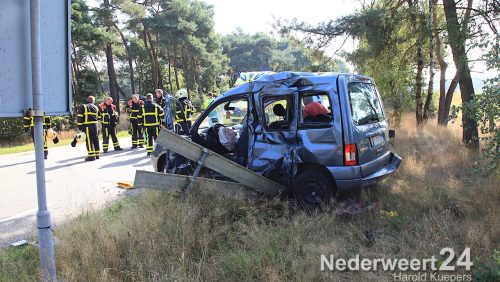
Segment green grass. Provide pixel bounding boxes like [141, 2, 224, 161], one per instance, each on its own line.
[0, 130, 129, 156]
[0, 245, 40, 281]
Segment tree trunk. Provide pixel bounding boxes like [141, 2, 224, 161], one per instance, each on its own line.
[167, 46, 173, 93]
[173, 51, 180, 91]
[435, 27, 448, 125]
[443, 0, 479, 148]
[103, 0, 119, 111]
[113, 22, 135, 94]
[146, 29, 160, 90]
[143, 28, 157, 91]
[415, 46, 424, 125]
[89, 55, 105, 94]
[105, 44, 119, 111]
[408, 0, 424, 125]
[423, 0, 435, 120]
[154, 34, 164, 90]
[443, 72, 459, 125]
[71, 59, 78, 107]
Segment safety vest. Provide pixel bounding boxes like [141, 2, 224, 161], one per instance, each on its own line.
[77, 103, 100, 126]
[203, 98, 213, 110]
[142, 101, 165, 127]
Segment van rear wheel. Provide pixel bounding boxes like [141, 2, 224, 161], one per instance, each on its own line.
[292, 170, 334, 209]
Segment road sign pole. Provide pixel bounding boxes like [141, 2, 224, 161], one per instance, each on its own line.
[30, 0, 57, 280]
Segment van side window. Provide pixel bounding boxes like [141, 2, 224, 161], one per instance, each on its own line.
[299, 93, 332, 124]
[348, 83, 385, 126]
[263, 96, 292, 131]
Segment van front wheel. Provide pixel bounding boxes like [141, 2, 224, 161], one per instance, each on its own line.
[292, 170, 334, 208]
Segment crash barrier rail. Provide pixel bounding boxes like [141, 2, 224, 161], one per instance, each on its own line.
[134, 127, 284, 199]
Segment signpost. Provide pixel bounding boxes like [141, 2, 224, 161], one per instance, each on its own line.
[0, 0, 71, 117]
[0, 0, 71, 280]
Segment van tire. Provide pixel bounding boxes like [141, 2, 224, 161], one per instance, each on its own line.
[292, 170, 334, 209]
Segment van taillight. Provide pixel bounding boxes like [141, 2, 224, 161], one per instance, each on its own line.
[344, 144, 358, 166]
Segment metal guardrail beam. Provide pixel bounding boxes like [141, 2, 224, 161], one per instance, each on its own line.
[134, 170, 259, 200]
[155, 128, 283, 197]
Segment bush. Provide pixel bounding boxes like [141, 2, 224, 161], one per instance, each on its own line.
[0, 118, 30, 145]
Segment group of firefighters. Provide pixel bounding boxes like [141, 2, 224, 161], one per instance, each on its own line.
[23, 88, 196, 162]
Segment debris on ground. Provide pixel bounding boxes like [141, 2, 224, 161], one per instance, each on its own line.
[10, 240, 28, 247]
[117, 182, 134, 189]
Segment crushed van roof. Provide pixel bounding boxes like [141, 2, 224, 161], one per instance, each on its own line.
[222, 71, 373, 98]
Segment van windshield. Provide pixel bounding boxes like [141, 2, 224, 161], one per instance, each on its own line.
[348, 83, 385, 126]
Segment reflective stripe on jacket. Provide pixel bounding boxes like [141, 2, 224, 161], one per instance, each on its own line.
[142, 101, 165, 127]
[77, 103, 100, 126]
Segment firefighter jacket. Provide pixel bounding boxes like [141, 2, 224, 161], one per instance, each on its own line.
[155, 95, 166, 109]
[23, 114, 51, 130]
[175, 97, 195, 123]
[77, 103, 101, 129]
[141, 101, 165, 127]
[127, 99, 144, 120]
[99, 103, 119, 127]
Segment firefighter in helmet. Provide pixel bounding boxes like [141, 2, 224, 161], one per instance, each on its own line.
[23, 110, 52, 159]
[126, 94, 145, 149]
[99, 97, 122, 153]
[77, 95, 101, 161]
[175, 88, 195, 134]
[141, 93, 164, 156]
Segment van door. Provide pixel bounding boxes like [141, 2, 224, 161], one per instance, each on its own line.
[339, 76, 391, 178]
[295, 87, 345, 167]
[248, 88, 298, 184]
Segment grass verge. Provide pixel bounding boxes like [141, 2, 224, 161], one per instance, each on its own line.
[1, 115, 498, 281]
[0, 130, 129, 155]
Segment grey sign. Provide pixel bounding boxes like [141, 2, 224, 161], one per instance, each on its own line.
[0, 0, 71, 117]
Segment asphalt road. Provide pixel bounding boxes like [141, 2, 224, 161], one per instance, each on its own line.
[0, 137, 152, 249]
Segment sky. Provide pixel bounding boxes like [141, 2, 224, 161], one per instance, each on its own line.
[205, 0, 361, 57]
[205, 0, 360, 35]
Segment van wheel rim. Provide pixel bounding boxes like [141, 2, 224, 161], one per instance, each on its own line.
[303, 181, 325, 205]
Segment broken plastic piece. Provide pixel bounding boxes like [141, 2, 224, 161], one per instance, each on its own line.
[117, 182, 134, 189]
[10, 240, 28, 247]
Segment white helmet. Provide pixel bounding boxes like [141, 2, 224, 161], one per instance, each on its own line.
[175, 88, 188, 99]
[76, 131, 86, 140]
[46, 128, 57, 139]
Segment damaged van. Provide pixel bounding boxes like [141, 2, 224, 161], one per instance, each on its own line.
[151, 72, 401, 206]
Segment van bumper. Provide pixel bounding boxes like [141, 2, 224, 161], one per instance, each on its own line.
[328, 152, 402, 193]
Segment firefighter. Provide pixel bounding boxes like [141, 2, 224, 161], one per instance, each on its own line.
[23, 110, 51, 159]
[141, 93, 164, 156]
[99, 97, 122, 153]
[155, 89, 166, 109]
[126, 94, 145, 149]
[175, 88, 195, 134]
[77, 95, 101, 161]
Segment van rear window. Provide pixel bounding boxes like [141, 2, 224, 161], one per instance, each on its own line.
[348, 83, 385, 126]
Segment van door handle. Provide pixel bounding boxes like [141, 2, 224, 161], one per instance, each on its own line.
[366, 128, 385, 138]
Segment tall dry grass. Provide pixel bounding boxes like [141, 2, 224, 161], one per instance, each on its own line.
[1, 114, 498, 281]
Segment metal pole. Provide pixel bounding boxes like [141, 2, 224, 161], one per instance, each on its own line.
[30, 0, 57, 280]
